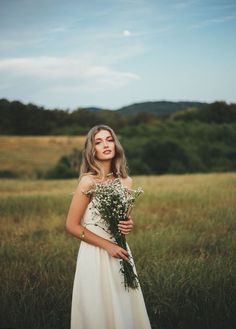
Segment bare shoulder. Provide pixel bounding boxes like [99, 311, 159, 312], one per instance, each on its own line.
[121, 176, 133, 189]
[77, 174, 95, 192]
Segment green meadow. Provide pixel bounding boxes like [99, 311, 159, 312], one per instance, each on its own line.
[0, 173, 236, 329]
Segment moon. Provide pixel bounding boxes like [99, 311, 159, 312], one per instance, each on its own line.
[123, 30, 131, 37]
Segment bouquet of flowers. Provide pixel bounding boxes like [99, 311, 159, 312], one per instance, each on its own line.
[85, 178, 143, 290]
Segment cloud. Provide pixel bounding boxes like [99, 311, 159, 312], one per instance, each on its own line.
[95, 27, 172, 41]
[48, 26, 67, 33]
[189, 15, 235, 29]
[0, 56, 140, 91]
[173, 0, 196, 9]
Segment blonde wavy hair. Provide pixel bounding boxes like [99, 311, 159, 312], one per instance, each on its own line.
[80, 125, 128, 179]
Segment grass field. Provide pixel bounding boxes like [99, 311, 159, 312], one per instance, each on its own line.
[0, 135, 85, 177]
[0, 173, 236, 329]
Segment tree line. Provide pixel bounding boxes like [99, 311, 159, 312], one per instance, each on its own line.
[43, 121, 236, 178]
[0, 98, 235, 177]
[0, 99, 235, 135]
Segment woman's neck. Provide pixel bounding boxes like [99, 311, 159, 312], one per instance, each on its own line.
[100, 160, 113, 178]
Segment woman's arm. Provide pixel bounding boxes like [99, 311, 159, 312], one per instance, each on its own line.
[65, 175, 130, 261]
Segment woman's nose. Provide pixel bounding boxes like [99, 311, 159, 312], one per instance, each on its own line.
[103, 141, 108, 148]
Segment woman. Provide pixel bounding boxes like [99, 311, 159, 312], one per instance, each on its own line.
[66, 125, 151, 329]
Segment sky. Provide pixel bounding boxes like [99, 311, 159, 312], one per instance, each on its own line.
[0, 0, 235, 110]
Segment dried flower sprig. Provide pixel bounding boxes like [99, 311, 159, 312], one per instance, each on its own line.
[85, 178, 143, 290]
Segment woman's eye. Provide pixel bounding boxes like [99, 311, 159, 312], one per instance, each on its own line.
[95, 139, 113, 145]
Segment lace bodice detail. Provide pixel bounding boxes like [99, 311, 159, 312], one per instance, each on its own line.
[81, 199, 115, 241]
[82, 199, 103, 226]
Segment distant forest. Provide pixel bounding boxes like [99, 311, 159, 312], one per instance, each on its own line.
[0, 98, 236, 177]
[0, 99, 235, 135]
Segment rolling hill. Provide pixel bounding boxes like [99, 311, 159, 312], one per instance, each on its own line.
[116, 101, 207, 116]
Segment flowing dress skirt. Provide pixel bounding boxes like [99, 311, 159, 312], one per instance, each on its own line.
[70, 205, 151, 329]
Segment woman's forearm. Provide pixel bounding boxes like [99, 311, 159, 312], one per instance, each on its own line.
[66, 223, 111, 250]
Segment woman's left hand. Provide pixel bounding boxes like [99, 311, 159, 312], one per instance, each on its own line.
[118, 216, 134, 235]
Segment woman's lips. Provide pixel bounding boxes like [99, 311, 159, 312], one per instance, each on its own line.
[103, 150, 111, 154]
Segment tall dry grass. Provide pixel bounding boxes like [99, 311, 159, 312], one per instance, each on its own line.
[0, 173, 236, 329]
[0, 135, 84, 177]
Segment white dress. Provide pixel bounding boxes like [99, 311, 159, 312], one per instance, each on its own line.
[70, 189, 151, 329]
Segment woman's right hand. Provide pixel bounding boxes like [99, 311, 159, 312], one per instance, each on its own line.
[105, 242, 130, 261]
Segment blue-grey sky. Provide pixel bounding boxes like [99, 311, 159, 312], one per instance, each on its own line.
[0, 0, 235, 110]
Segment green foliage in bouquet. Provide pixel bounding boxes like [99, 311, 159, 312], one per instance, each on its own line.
[85, 178, 143, 290]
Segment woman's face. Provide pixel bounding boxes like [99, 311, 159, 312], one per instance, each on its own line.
[94, 129, 115, 161]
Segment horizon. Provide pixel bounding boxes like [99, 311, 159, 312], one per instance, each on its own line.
[2, 97, 230, 112]
[0, 0, 236, 109]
